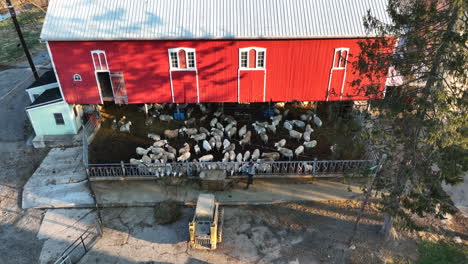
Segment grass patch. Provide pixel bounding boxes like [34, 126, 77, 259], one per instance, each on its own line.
[0, 8, 45, 65]
[417, 240, 467, 264]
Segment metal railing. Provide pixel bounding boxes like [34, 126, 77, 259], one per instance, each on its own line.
[86, 159, 375, 180]
[54, 221, 102, 264]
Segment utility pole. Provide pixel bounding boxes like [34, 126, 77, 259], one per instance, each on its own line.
[5, 0, 39, 80]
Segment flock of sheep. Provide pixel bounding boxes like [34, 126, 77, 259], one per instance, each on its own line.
[119, 102, 323, 166]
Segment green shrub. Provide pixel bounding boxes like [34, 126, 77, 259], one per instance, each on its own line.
[417, 240, 467, 264]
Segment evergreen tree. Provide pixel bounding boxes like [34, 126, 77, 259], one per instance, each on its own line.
[355, 0, 467, 239]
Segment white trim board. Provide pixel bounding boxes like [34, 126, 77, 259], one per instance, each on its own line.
[46, 42, 67, 103]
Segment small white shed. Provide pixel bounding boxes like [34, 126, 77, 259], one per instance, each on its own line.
[25, 71, 83, 140]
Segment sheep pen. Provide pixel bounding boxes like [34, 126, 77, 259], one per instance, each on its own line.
[88, 102, 366, 165]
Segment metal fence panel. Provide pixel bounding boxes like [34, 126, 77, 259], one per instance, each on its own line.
[87, 159, 375, 179]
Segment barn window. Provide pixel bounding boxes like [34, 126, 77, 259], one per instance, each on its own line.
[91, 50, 108, 71]
[240, 51, 248, 68]
[332, 48, 349, 69]
[53, 113, 65, 125]
[239, 47, 266, 69]
[73, 74, 82, 81]
[168, 48, 196, 70]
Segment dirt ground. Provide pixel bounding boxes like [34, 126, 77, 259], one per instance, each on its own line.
[79, 201, 467, 264]
[89, 102, 365, 164]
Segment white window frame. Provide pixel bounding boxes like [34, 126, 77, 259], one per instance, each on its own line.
[73, 74, 82, 82]
[331, 48, 349, 70]
[239, 47, 267, 70]
[237, 47, 267, 103]
[167, 48, 199, 103]
[167, 48, 197, 71]
[91, 50, 109, 72]
[327, 47, 350, 101]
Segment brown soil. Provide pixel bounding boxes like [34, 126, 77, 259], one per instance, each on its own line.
[89, 103, 365, 164]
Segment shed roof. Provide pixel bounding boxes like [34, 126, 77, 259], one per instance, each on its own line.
[26, 71, 57, 90]
[41, 0, 391, 41]
[27, 88, 63, 109]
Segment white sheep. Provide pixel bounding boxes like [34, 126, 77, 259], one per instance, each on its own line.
[153, 140, 168, 147]
[223, 143, 235, 153]
[198, 103, 208, 113]
[159, 114, 173, 122]
[182, 127, 198, 136]
[239, 131, 252, 146]
[271, 115, 282, 123]
[194, 145, 201, 155]
[199, 154, 214, 162]
[227, 127, 237, 139]
[293, 120, 305, 128]
[262, 152, 280, 160]
[199, 127, 210, 135]
[179, 143, 190, 154]
[303, 131, 311, 142]
[303, 140, 317, 149]
[238, 125, 247, 138]
[289, 130, 303, 141]
[151, 147, 165, 154]
[141, 155, 152, 163]
[295, 145, 304, 157]
[216, 122, 224, 131]
[119, 121, 132, 133]
[278, 147, 294, 160]
[213, 111, 222, 117]
[222, 152, 230, 162]
[283, 121, 293, 130]
[252, 149, 261, 161]
[202, 140, 212, 152]
[184, 117, 196, 127]
[236, 153, 243, 162]
[210, 118, 218, 127]
[274, 139, 286, 148]
[190, 133, 207, 142]
[210, 128, 224, 138]
[225, 123, 234, 133]
[111, 119, 118, 130]
[305, 124, 314, 133]
[300, 114, 309, 121]
[136, 147, 149, 156]
[130, 158, 141, 164]
[313, 115, 322, 127]
[223, 139, 230, 150]
[253, 124, 266, 135]
[165, 144, 177, 155]
[209, 137, 216, 148]
[260, 132, 268, 144]
[267, 123, 277, 134]
[177, 152, 191, 162]
[272, 118, 281, 127]
[243, 151, 251, 161]
[153, 103, 164, 110]
[229, 151, 236, 161]
[164, 151, 175, 161]
[164, 129, 179, 139]
[148, 133, 161, 141]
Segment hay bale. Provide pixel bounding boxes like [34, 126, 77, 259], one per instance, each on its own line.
[154, 200, 181, 224]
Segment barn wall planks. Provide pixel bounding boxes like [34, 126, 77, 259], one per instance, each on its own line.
[49, 39, 391, 104]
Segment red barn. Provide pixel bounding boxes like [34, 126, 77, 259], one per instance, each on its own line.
[41, 0, 393, 105]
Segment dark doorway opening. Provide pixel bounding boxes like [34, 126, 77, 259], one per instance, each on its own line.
[97, 72, 114, 100]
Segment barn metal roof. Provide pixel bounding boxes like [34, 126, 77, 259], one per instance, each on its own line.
[41, 0, 391, 41]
